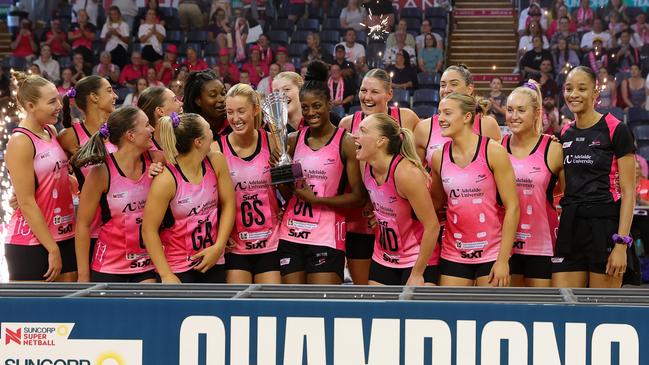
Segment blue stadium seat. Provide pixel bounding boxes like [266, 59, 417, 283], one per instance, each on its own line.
[322, 18, 340, 31]
[430, 17, 447, 31]
[413, 89, 440, 106]
[291, 30, 311, 44]
[349, 105, 362, 114]
[320, 30, 341, 44]
[634, 125, 649, 147]
[639, 145, 649, 162]
[205, 56, 218, 67]
[115, 87, 131, 104]
[628, 107, 649, 127]
[166, 30, 184, 44]
[268, 30, 289, 45]
[296, 18, 320, 32]
[8, 56, 27, 71]
[272, 19, 295, 34]
[331, 105, 345, 119]
[204, 43, 219, 56]
[400, 7, 422, 20]
[288, 43, 308, 58]
[58, 56, 73, 69]
[355, 31, 367, 46]
[187, 30, 208, 43]
[391, 89, 410, 107]
[413, 105, 437, 119]
[407, 19, 422, 33]
[426, 7, 448, 19]
[322, 42, 336, 56]
[608, 106, 624, 121]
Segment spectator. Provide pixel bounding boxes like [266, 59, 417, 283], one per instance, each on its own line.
[72, 52, 92, 83]
[287, 0, 308, 23]
[28, 64, 40, 76]
[216, 48, 240, 85]
[239, 70, 251, 86]
[170, 77, 185, 97]
[487, 77, 506, 125]
[184, 47, 209, 72]
[332, 44, 356, 81]
[637, 157, 649, 205]
[606, 11, 625, 38]
[550, 16, 580, 52]
[416, 19, 443, 51]
[58, 67, 75, 96]
[101, 6, 130, 69]
[336, 28, 366, 72]
[538, 59, 559, 103]
[541, 94, 561, 135]
[33, 45, 60, 83]
[155, 44, 180, 86]
[179, 0, 206, 31]
[93, 51, 120, 85]
[303, 33, 334, 64]
[123, 77, 148, 106]
[599, 0, 629, 24]
[612, 29, 640, 75]
[257, 34, 274, 68]
[11, 19, 37, 61]
[553, 37, 580, 73]
[119, 51, 149, 87]
[328, 63, 355, 111]
[43, 19, 71, 58]
[581, 18, 611, 52]
[275, 47, 296, 72]
[111, 0, 138, 31]
[257, 63, 281, 97]
[518, 1, 548, 36]
[581, 38, 613, 74]
[72, 0, 99, 25]
[207, 7, 231, 50]
[597, 67, 617, 108]
[242, 45, 269, 87]
[146, 68, 163, 87]
[233, 8, 250, 62]
[68, 9, 97, 63]
[418, 33, 444, 74]
[340, 0, 367, 32]
[520, 35, 552, 78]
[631, 13, 649, 45]
[386, 50, 417, 91]
[518, 20, 549, 59]
[138, 9, 166, 64]
[618, 20, 644, 48]
[621, 63, 646, 110]
[573, 0, 593, 33]
[386, 19, 416, 50]
[383, 31, 416, 67]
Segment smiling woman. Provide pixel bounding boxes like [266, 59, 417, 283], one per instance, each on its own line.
[182, 70, 229, 139]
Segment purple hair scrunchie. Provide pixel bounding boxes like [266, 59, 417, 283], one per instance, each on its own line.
[170, 112, 181, 128]
[99, 123, 110, 138]
[523, 82, 538, 91]
[66, 87, 76, 99]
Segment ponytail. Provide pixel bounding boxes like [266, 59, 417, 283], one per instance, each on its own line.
[158, 112, 206, 165]
[70, 132, 108, 167]
[399, 127, 427, 177]
[62, 95, 72, 128]
[370, 113, 427, 177]
[158, 115, 179, 164]
[476, 96, 490, 116]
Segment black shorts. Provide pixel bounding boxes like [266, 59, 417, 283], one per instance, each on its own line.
[225, 251, 280, 276]
[510, 254, 552, 279]
[141, 45, 163, 63]
[345, 232, 374, 259]
[554, 215, 618, 275]
[174, 264, 227, 283]
[89, 237, 97, 261]
[369, 261, 439, 285]
[439, 258, 494, 280]
[277, 239, 345, 279]
[91, 270, 156, 283]
[5, 238, 77, 281]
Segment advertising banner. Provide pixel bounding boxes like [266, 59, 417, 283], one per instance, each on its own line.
[0, 298, 647, 364]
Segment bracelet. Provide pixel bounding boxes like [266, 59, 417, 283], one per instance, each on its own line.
[612, 233, 633, 247]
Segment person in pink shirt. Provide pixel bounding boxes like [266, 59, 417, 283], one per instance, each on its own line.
[275, 46, 295, 72]
[142, 112, 236, 283]
[155, 44, 180, 86]
[241, 45, 269, 87]
[44, 19, 71, 58]
[429, 92, 519, 287]
[256, 34, 273, 68]
[4, 72, 76, 282]
[11, 19, 37, 60]
[184, 47, 209, 72]
[354, 113, 440, 285]
[72, 106, 156, 282]
[216, 48, 239, 85]
[118, 52, 149, 88]
[68, 9, 97, 63]
[503, 81, 564, 287]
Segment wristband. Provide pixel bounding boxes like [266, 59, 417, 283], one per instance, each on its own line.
[612, 234, 633, 247]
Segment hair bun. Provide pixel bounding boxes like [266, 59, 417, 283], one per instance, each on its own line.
[304, 60, 329, 83]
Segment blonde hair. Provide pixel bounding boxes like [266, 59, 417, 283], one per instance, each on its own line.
[12, 71, 52, 111]
[510, 80, 543, 133]
[273, 71, 304, 89]
[364, 68, 392, 91]
[158, 113, 206, 164]
[368, 113, 427, 177]
[443, 92, 490, 125]
[225, 83, 263, 129]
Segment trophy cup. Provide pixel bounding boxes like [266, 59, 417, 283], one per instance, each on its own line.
[262, 91, 303, 184]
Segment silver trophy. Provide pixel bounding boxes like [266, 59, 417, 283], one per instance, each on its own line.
[262, 91, 303, 184]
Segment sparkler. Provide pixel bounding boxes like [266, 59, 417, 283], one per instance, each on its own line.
[360, 9, 390, 40]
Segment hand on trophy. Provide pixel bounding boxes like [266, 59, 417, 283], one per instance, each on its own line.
[293, 179, 317, 204]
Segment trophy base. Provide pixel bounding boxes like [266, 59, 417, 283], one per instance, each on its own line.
[271, 163, 303, 185]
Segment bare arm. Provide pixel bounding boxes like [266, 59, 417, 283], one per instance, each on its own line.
[480, 115, 502, 142]
[57, 127, 80, 157]
[400, 108, 420, 132]
[621, 79, 632, 107]
[429, 148, 447, 212]
[75, 164, 108, 282]
[413, 118, 431, 164]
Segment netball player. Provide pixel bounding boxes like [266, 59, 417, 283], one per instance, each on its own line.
[553, 66, 637, 288]
[354, 113, 440, 285]
[278, 61, 367, 285]
[72, 106, 156, 282]
[429, 92, 519, 287]
[4, 72, 76, 281]
[272, 71, 305, 133]
[211, 83, 282, 284]
[141, 113, 236, 283]
[182, 70, 230, 138]
[415, 64, 502, 167]
[504, 81, 564, 287]
[137, 86, 184, 154]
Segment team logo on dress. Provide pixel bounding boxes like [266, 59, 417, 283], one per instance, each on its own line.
[475, 174, 487, 183]
[589, 139, 601, 146]
[530, 166, 541, 173]
[388, 196, 398, 203]
[39, 151, 52, 159]
[178, 196, 192, 204]
[112, 192, 127, 199]
[562, 141, 572, 148]
[449, 189, 460, 198]
[324, 158, 336, 165]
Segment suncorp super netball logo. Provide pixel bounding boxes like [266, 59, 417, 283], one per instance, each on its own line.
[0, 323, 142, 365]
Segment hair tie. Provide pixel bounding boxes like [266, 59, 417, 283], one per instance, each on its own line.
[99, 123, 110, 138]
[523, 82, 538, 91]
[66, 87, 76, 99]
[170, 112, 181, 128]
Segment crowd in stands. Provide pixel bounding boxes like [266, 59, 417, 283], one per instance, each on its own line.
[6, 0, 448, 118]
